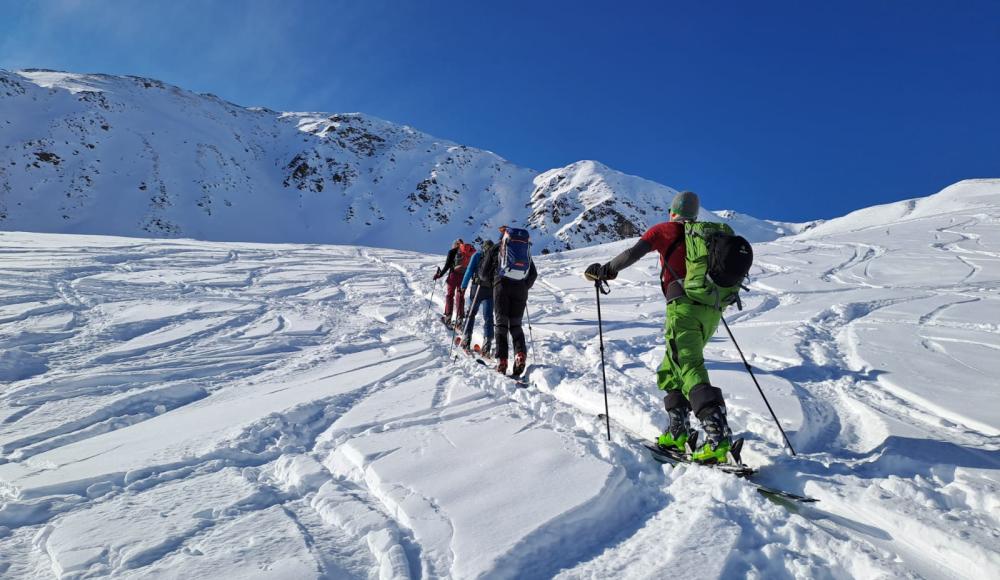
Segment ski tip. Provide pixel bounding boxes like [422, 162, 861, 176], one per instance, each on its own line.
[756, 488, 820, 503]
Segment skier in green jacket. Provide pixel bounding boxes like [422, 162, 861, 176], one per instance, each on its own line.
[585, 191, 739, 464]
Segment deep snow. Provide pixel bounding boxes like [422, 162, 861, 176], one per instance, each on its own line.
[0, 179, 998, 579]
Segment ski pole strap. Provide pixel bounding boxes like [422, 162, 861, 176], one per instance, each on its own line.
[596, 279, 611, 295]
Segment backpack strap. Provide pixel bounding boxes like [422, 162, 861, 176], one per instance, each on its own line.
[660, 234, 685, 300]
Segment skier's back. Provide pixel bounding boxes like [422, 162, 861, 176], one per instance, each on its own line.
[459, 239, 496, 355]
[482, 226, 537, 377]
[434, 239, 476, 327]
[585, 191, 741, 464]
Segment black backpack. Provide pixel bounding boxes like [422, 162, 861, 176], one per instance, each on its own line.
[707, 231, 753, 288]
[475, 243, 496, 286]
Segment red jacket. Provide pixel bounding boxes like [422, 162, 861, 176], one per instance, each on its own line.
[641, 222, 686, 299]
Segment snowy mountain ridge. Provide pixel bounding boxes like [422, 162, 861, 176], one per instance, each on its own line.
[798, 178, 1000, 238]
[1, 68, 791, 252]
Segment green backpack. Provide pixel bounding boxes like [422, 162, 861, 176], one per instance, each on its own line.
[681, 222, 754, 310]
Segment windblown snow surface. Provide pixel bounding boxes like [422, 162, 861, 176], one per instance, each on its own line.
[0, 179, 998, 579]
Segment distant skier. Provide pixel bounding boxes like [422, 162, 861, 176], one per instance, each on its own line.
[433, 239, 476, 327]
[459, 239, 496, 356]
[481, 226, 537, 377]
[584, 191, 753, 464]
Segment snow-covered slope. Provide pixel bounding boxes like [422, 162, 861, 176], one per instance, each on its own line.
[1, 69, 792, 252]
[0, 69, 536, 250]
[0, 180, 997, 578]
[799, 178, 1000, 238]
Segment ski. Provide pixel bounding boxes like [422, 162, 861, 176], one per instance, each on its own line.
[471, 356, 527, 387]
[474, 357, 528, 387]
[597, 414, 817, 503]
[643, 441, 755, 477]
[445, 331, 526, 387]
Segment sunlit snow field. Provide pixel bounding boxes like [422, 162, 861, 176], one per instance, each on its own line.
[1, 181, 998, 579]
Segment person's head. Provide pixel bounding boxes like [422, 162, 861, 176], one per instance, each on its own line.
[453, 238, 463, 249]
[669, 191, 700, 222]
[482, 239, 495, 252]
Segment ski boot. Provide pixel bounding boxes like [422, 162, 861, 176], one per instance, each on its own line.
[481, 337, 493, 359]
[691, 405, 742, 465]
[496, 358, 508, 375]
[510, 351, 527, 377]
[460, 335, 473, 354]
[657, 405, 696, 454]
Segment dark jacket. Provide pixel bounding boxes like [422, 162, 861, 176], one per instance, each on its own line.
[439, 247, 459, 276]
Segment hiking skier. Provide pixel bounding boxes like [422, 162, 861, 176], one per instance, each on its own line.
[433, 239, 476, 327]
[584, 191, 753, 464]
[459, 239, 496, 356]
[480, 226, 537, 377]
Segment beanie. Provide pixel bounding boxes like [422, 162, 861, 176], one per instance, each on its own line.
[670, 191, 700, 222]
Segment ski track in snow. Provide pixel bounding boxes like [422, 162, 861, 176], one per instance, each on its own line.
[1, 186, 999, 579]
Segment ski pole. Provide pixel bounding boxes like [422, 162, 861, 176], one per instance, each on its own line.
[525, 305, 537, 365]
[461, 285, 482, 345]
[448, 306, 462, 360]
[449, 285, 475, 360]
[448, 313, 462, 359]
[428, 268, 441, 315]
[720, 316, 797, 456]
[594, 280, 612, 441]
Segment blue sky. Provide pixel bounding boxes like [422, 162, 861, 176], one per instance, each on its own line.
[2, 0, 998, 221]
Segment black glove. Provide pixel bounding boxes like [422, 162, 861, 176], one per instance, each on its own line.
[433, 267, 442, 280]
[584, 263, 617, 282]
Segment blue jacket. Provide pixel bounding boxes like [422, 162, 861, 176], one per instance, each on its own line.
[461, 251, 483, 290]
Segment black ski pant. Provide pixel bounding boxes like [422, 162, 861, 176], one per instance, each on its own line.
[493, 278, 529, 360]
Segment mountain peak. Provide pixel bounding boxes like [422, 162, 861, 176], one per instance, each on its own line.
[2, 68, 803, 251]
